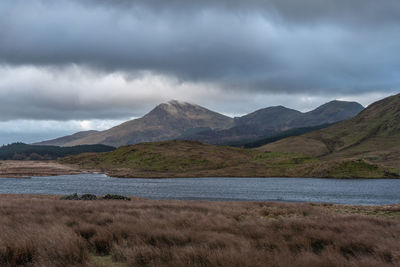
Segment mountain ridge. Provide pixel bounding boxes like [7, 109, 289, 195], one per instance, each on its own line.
[36, 99, 364, 148]
[181, 100, 363, 144]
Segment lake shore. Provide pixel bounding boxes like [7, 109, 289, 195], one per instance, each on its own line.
[0, 194, 399, 266]
[1, 159, 399, 179]
[0, 160, 84, 178]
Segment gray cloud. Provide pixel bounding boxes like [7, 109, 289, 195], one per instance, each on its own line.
[1, 0, 399, 143]
[84, 0, 400, 27]
[0, 0, 399, 95]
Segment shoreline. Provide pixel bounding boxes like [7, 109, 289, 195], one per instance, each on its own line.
[1, 160, 399, 179]
[1, 193, 399, 206]
[0, 160, 84, 178]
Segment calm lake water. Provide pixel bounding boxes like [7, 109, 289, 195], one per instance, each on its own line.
[0, 174, 399, 205]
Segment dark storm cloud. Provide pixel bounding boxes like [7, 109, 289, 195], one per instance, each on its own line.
[0, 0, 399, 94]
[84, 0, 400, 27]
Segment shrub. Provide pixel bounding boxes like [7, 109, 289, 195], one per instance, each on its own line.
[102, 194, 131, 201]
[80, 194, 98, 200]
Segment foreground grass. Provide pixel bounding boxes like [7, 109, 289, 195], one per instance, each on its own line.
[60, 140, 399, 178]
[0, 195, 399, 266]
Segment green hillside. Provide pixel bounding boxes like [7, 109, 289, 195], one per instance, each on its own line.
[260, 93, 400, 170]
[60, 140, 398, 178]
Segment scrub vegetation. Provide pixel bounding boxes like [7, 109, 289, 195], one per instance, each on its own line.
[0, 195, 399, 266]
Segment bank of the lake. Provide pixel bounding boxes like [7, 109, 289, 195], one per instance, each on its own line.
[0, 160, 83, 178]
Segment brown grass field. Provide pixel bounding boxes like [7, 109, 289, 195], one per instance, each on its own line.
[0, 161, 82, 178]
[0, 195, 399, 266]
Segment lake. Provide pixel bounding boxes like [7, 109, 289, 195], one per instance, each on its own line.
[0, 174, 399, 205]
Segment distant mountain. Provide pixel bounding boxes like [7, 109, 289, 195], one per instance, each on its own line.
[259, 93, 400, 170]
[59, 100, 234, 147]
[0, 143, 115, 160]
[38, 99, 363, 148]
[289, 100, 365, 128]
[234, 106, 302, 131]
[34, 130, 99, 146]
[182, 100, 364, 144]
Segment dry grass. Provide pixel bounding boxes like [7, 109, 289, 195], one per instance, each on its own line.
[0, 160, 82, 178]
[0, 195, 399, 266]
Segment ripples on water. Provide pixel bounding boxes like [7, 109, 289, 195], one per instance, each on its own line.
[0, 174, 399, 205]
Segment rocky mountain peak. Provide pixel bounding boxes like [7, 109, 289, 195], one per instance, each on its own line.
[150, 100, 200, 116]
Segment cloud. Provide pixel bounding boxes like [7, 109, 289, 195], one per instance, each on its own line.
[83, 0, 400, 27]
[0, 64, 395, 123]
[0, 0, 398, 143]
[0, 65, 229, 121]
[0, 0, 399, 95]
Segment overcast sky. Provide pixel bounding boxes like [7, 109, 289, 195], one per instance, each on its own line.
[0, 0, 398, 144]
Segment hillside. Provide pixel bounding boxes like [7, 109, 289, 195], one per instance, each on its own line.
[60, 140, 398, 178]
[182, 100, 363, 144]
[0, 143, 115, 160]
[260, 93, 400, 170]
[228, 123, 334, 148]
[61, 100, 234, 147]
[34, 130, 99, 146]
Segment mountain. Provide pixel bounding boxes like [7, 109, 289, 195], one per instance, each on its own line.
[37, 99, 363, 147]
[289, 100, 365, 128]
[59, 100, 234, 147]
[259, 93, 400, 169]
[182, 100, 364, 144]
[34, 130, 99, 146]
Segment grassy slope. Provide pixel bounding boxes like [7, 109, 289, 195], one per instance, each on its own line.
[60, 140, 398, 178]
[1, 195, 399, 266]
[259, 94, 400, 170]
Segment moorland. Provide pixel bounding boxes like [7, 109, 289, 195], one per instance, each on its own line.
[60, 140, 399, 179]
[0, 194, 399, 267]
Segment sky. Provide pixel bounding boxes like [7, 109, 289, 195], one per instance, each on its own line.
[0, 0, 399, 145]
